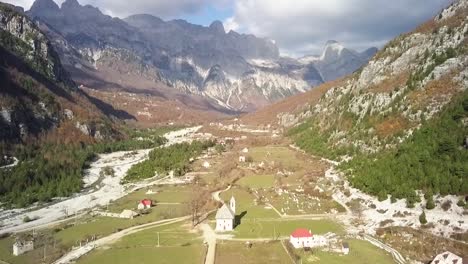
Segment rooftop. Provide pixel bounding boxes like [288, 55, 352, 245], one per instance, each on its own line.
[215, 204, 235, 219]
[291, 228, 312, 238]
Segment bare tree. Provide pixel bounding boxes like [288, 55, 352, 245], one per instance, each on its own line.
[188, 188, 210, 227]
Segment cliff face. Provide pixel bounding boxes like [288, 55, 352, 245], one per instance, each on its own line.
[0, 3, 120, 142]
[27, 0, 375, 112]
[0, 4, 74, 87]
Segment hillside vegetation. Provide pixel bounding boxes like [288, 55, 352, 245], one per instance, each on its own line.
[342, 91, 468, 205]
[285, 1, 468, 203]
[124, 140, 215, 182]
[0, 129, 167, 207]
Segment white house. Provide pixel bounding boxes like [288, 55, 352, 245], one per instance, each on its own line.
[215, 196, 236, 232]
[137, 199, 152, 210]
[430, 251, 464, 264]
[203, 161, 211, 168]
[242, 148, 249, 153]
[13, 240, 34, 256]
[289, 229, 327, 249]
[239, 156, 246, 163]
[342, 242, 350, 255]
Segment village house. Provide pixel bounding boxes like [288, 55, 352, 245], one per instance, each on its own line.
[137, 199, 152, 210]
[242, 148, 249, 153]
[342, 242, 350, 255]
[13, 240, 34, 256]
[203, 161, 211, 168]
[289, 229, 327, 249]
[239, 156, 246, 163]
[215, 196, 236, 232]
[119, 209, 139, 219]
[430, 251, 465, 264]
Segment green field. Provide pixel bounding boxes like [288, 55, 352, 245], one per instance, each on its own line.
[216, 241, 292, 264]
[219, 188, 279, 220]
[233, 219, 344, 239]
[298, 239, 395, 264]
[249, 146, 304, 169]
[0, 235, 66, 264]
[259, 189, 346, 215]
[55, 204, 188, 248]
[109, 185, 191, 213]
[237, 174, 276, 189]
[77, 223, 205, 264]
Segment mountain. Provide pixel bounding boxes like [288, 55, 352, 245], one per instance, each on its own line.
[0, 2, 122, 142]
[244, 0, 467, 201]
[26, 0, 375, 112]
[299, 40, 378, 82]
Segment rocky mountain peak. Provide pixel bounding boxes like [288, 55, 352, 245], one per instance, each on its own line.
[320, 40, 346, 61]
[362, 47, 378, 59]
[209, 20, 225, 34]
[61, 0, 81, 9]
[124, 14, 164, 28]
[29, 0, 60, 16]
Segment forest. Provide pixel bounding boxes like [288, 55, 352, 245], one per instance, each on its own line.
[0, 129, 168, 208]
[290, 91, 468, 206]
[124, 140, 215, 182]
[342, 91, 468, 206]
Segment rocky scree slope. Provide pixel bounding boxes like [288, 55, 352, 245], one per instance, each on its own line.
[0, 3, 121, 142]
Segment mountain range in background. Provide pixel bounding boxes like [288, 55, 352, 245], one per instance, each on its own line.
[25, 0, 377, 114]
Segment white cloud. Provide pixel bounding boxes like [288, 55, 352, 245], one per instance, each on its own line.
[223, 17, 239, 32]
[226, 0, 454, 56]
[3, 0, 454, 57]
[3, 0, 223, 18]
[1, 0, 35, 9]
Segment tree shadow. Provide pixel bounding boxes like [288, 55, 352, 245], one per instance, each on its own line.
[234, 211, 247, 228]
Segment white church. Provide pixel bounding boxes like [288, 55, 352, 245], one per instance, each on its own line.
[215, 196, 236, 232]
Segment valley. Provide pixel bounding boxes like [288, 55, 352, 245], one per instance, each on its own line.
[0, 124, 466, 264]
[0, 0, 467, 263]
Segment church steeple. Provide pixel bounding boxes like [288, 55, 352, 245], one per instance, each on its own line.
[229, 196, 236, 213]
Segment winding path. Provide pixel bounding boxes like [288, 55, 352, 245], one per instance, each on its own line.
[53, 216, 190, 264]
[364, 235, 406, 264]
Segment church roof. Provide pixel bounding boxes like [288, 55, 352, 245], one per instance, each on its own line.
[215, 204, 235, 219]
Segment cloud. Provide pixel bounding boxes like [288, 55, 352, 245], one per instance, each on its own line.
[3, 0, 454, 56]
[2, 0, 229, 18]
[224, 0, 454, 56]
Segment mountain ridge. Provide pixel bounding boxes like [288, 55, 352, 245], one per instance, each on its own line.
[26, 0, 376, 112]
[244, 0, 468, 202]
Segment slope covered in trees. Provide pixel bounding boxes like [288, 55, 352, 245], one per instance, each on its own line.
[282, 1, 468, 205]
[341, 91, 468, 205]
[124, 140, 215, 182]
[0, 130, 167, 208]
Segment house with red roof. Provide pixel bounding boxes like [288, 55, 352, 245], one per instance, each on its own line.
[289, 228, 327, 249]
[137, 199, 152, 210]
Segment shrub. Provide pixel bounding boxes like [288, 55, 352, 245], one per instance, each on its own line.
[441, 200, 452, 211]
[419, 211, 428, 225]
[426, 197, 436, 210]
[457, 199, 466, 207]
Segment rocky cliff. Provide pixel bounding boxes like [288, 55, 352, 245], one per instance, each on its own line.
[0, 2, 120, 142]
[27, 0, 376, 112]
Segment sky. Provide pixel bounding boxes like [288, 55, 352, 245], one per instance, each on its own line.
[3, 0, 454, 57]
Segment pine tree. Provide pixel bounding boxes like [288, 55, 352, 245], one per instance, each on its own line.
[426, 196, 435, 210]
[419, 211, 428, 225]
